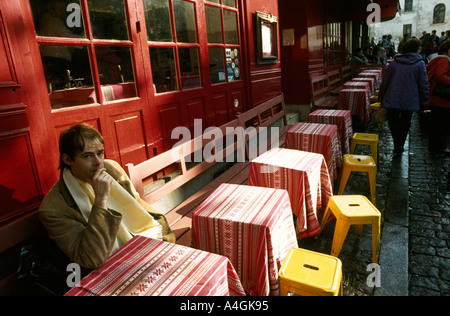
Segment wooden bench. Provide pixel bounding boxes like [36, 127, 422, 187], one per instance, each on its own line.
[126, 94, 289, 246]
[327, 69, 344, 96]
[341, 65, 353, 83]
[310, 75, 339, 111]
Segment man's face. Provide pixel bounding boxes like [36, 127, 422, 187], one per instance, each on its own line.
[63, 139, 105, 181]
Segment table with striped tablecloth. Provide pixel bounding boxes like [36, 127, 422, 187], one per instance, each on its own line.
[343, 80, 372, 94]
[358, 71, 382, 90]
[308, 109, 353, 155]
[352, 77, 376, 95]
[338, 89, 371, 125]
[192, 183, 298, 296]
[248, 148, 333, 240]
[65, 236, 246, 296]
[286, 122, 342, 181]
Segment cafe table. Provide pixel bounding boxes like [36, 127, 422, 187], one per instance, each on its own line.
[285, 122, 342, 181]
[338, 88, 371, 125]
[248, 148, 333, 240]
[352, 77, 376, 95]
[192, 183, 298, 296]
[358, 72, 382, 90]
[65, 236, 246, 296]
[308, 109, 353, 155]
[343, 80, 372, 95]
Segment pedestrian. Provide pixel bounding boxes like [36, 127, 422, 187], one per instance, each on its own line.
[426, 40, 450, 155]
[379, 38, 430, 154]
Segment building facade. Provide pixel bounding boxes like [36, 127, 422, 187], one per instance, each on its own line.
[369, 0, 450, 48]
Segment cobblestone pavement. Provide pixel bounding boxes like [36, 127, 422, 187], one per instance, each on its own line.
[299, 112, 450, 296]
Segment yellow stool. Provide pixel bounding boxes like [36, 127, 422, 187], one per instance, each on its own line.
[350, 133, 379, 165]
[317, 195, 381, 264]
[369, 102, 386, 130]
[278, 248, 343, 296]
[338, 154, 377, 204]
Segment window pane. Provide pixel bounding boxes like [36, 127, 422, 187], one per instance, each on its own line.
[209, 48, 226, 84]
[205, 6, 223, 43]
[174, 0, 197, 43]
[226, 48, 240, 81]
[144, 0, 173, 42]
[224, 10, 238, 44]
[95, 46, 137, 101]
[88, 0, 129, 40]
[150, 47, 178, 93]
[223, 0, 236, 8]
[29, 0, 85, 38]
[39, 45, 94, 109]
[179, 48, 201, 89]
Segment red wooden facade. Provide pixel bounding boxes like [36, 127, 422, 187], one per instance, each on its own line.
[0, 0, 398, 233]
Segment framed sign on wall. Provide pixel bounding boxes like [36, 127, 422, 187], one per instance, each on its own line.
[255, 11, 278, 65]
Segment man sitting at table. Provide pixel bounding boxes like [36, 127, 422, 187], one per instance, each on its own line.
[38, 124, 175, 269]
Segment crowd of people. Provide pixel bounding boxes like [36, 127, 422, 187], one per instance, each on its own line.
[354, 32, 450, 157]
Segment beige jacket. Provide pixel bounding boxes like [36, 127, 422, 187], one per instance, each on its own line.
[38, 160, 175, 269]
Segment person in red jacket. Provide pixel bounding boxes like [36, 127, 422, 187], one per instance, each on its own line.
[426, 41, 450, 155]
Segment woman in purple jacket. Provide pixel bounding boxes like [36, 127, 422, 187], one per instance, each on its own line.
[379, 38, 430, 154]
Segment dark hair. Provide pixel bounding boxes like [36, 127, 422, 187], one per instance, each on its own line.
[58, 123, 104, 170]
[402, 38, 422, 53]
[438, 40, 450, 55]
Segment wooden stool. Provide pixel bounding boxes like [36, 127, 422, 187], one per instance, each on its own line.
[317, 195, 381, 264]
[338, 154, 377, 204]
[351, 133, 379, 165]
[278, 248, 343, 296]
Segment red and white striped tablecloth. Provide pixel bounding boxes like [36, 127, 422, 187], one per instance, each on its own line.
[343, 81, 371, 95]
[192, 183, 298, 296]
[338, 89, 371, 124]
[352, 77, 376, 95]
[308, 109, 353, 155]
[65, 236, 246, 296]
[358, 71, 382, 90]
[286, 122, 342, 181]
[248, 148, 333, 239]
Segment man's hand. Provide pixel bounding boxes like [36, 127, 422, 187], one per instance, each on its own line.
[86, 168, 112, 210]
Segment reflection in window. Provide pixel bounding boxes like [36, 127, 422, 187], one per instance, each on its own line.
[209, 48, 226, 84]
[205, 6, 223, 43]
[29, 0, 85, 38]
[224, 10, 238, 44]
[179, 48, 201, 89]
[223, 0, 236, 8]
[39, 45, 95, 108]
[95, 46, 137, 101]
[88, 0, 129, 40]
[144, 0, 173, 42]
[150, 47, 178, 93]
[174, 0, 197, 43]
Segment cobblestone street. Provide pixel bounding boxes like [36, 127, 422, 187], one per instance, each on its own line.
[300, 112, 450, 296]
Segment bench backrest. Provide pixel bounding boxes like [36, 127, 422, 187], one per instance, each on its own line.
[126, 119, 243, 206]
[236, 94, 287, 160]
[310, 75, 330, 101]
[341, 65, 353, 82]
[327, 69, 342, 90]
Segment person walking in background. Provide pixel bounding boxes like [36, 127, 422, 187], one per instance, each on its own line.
[426, 41, 450, 155]
[379, 38, 430, 155]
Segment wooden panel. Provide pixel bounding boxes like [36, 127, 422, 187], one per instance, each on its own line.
[112, 112, 148, 167]
[0, 129, 41, 223]
[186, 97, 206, 132]
[212, 92, 228, 126]
[158, 104, 182, 151]
[250, 69, 282, 106]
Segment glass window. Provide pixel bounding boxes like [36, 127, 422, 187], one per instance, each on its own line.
[433, 4, 446, 24]
[224, 10, 238, 44]
[226, 48, 240, 82]
[209, 48, 226, 84]
[144, 0, 173, 42]
[205, 6, 223, 43]
[179, 48, 201, 89]
[150, 47, 178, 93]
[88, 0, 129, 40]
[223, 0, 236, 8]
[30, 0, 85, 38]
[173, 0, 197, 43]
